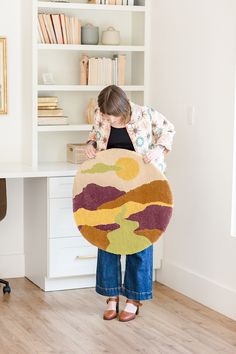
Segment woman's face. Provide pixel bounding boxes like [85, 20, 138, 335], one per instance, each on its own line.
[101, 113, 123, 125]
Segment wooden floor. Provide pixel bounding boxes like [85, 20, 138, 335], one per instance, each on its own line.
[0, 279, 235, 354]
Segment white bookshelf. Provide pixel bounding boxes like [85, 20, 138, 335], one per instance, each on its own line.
[38, 1, 146, 12]
[38, 44, 145, 51]
[32, 0, 150, 166]
[37, 85, 145, 91]
[37, 124, 92, 132]
[25, 1, 163, 293]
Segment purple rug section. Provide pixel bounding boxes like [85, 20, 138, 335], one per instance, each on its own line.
[95, 223, 120, 231]
[73, 183, 125, 212]
[127, 204, 173, 231]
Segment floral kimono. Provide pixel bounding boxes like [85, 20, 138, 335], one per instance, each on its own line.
[87, 101, 175, 173]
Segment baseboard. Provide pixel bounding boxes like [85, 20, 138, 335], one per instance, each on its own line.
[0, 254, 25, 278]
[156, 260, 236, 321]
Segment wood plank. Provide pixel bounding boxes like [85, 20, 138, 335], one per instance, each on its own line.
[0, 279, 235, 354]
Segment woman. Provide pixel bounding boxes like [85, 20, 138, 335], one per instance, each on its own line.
[85, 85, 175, 322]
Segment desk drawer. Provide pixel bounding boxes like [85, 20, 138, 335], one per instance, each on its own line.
[48, 177, 74, 198]
[49, 198, 79, 238]
[49, 237, 97, 278]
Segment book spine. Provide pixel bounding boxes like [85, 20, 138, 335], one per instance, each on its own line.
[38, 97, 58, 103]
[44, 14, 55, 44]
[38, 14, 50, 44]
[88, 58, 92, 85]
[51, 14, 63, 44]
[65, 16, 71, 44]
[37, 20, 44, 43]
[118, 54, 126, 85]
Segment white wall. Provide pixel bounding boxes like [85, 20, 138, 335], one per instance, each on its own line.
[0, 0, 25, 277]
[151, 0, 236, 320]
[0, 0, 22, 163]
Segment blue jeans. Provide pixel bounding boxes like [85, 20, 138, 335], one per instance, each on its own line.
[95, 245, 153, 301]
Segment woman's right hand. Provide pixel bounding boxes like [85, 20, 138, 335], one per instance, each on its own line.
[85, 144, 96, 159]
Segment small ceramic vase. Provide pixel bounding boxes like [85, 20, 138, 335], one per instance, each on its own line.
[81, 23, 99, 45]
[101, 26, 120, 45]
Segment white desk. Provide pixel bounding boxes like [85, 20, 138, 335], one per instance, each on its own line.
[0, 163, 163, 291]
[0, 162, 79, 179]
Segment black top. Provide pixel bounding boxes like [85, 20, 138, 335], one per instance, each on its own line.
[107, 126, 135, 151]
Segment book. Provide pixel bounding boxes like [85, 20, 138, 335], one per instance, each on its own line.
[70, 16, 75, 44]
[97, 57, 102, 85]
[43, 14, 57, 44]
[51, 14, 63, 44]
[94, 58, 99, 85]
[118, 54, 126, 85]
[86, 54, 126, 86]
[38, 108, 64, 117]
[38, 105, 58, 109]
[38, 101, 58, 106]
[37, 18, 44, 43]
[88, 57, 96, 85]
[38, 117, 69, 125]
[38, 97, 58, 103]
[60, 14, 68, 44]
[116, 0, 123, 4]
[38, 14, 50, 44]
[73, 17, 81, 44]
[77, 18, 81, 44]
[101, 58, 105, 85]
[65, 16, 71, 44]
[113, 54, 118, 84]
[108, 58, 112, 85]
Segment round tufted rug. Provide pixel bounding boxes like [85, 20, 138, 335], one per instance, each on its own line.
[73, 148, 173, 255]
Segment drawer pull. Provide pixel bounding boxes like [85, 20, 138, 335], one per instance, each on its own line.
[75, 255, 97, 260]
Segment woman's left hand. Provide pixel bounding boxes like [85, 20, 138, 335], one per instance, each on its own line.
[143, 145, 165, 164]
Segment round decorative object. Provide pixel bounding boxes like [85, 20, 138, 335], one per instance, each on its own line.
[73, 149, 173, 255]
[101, 26, 120, 45]
[81, 23, 99, 45]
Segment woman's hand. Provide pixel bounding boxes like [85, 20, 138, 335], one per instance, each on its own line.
[85, 144, 96, 159]
[143, 145, 165, 164]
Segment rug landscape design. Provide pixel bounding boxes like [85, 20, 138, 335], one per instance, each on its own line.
[73, 149, 173, 255]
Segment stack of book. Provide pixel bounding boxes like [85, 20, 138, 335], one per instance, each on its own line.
[88, 0, 135, 5]
[38, 97, 68, 125]
[87, 54, 126, 85]
[38, 13, 81, 44]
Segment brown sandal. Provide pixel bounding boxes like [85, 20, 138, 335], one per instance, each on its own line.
[119, 299, 143, 322]
[103, 296, 119, 320]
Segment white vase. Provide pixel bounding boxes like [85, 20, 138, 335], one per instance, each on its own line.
[101, 27, 120, 45]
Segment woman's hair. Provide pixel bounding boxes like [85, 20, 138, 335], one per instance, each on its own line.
[97, 85, 132, 124]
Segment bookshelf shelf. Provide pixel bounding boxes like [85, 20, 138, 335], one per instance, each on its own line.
[34, 0, 149, 166]
[27, 0, 157, 294]
[37, 2, 146, 12]
[37, 85, 145, 92]
[37, 124, 92, 132]
[38, 44, 145, 52]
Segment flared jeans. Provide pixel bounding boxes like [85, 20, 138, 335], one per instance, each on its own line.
[95, 245, 153, 301]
